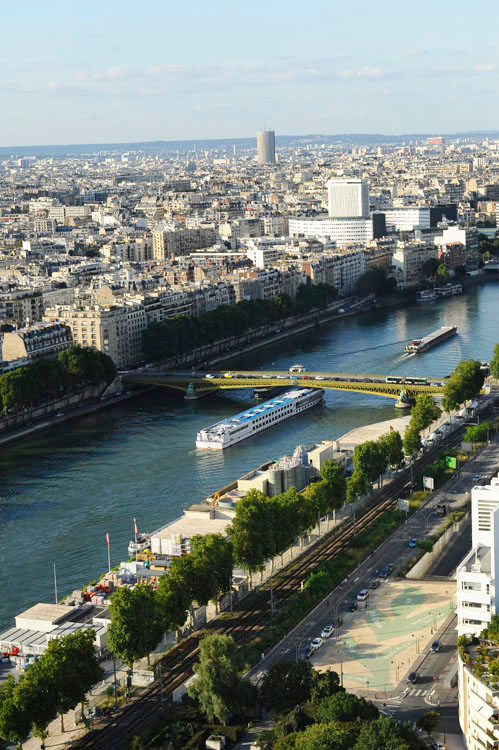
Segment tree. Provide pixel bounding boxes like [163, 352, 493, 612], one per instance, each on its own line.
[320, 461, 347, 520]
[378, 430, 404, 467]
[229, 489, 274, 578]
[464, 421, 494, 444]
[188, 634, 244, 724]
[14, 660, 58, 746]
[260, 661, 314, 715]
[346, 470, 371, 504]
[421, 257, 440, 279]
[156, 571, 191, 634]
[353, 441, 387, 483]
[442, 359, 485, 412]
[293, 721, 359, 750]
[403, 423, 422, 456]
[107, 585, 162, 668]
[436, 263, 450, 284]
[353, 716, 415, 750]
[40, 629, 103, 731]
[189, 533, 234, 604]
[411, 394, 441, 430]
[310, 669, 344, 705]
[491, 343, 499, 380]
[416, 710, 440, 738]
[0, 677, 32, 750]
[316, 691, 378, 722]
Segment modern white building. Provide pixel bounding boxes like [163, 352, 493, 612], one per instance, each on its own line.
[327, 178, 370, 219]
[374, 207, 431, 232]
[257, 130, 276, 165]
[288, 217, 373, 248]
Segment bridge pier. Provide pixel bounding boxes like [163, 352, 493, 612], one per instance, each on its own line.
[184, 383, 217, 400]
[394, 388, 412, 409]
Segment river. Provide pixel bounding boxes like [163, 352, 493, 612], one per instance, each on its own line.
[0, 282, 497, 630]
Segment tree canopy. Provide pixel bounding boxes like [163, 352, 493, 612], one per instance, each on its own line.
[107, 584, 163, 668]
[442, 359, 485, 412]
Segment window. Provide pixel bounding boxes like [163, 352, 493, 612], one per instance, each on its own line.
[462, 582, 481, 591]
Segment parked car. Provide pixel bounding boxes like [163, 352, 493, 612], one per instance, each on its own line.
[346, 601, 358, 612]
[321, 625, 334, 639]
[407, 672, 418, 684]
[431, 640, 441, 653]
[310, 638, 323, 652]
[300, 645, 314, 660]
[386, 563, 394, 572]
[430, 742, 445, 750]
[55, 412, 65, 418]
[315, 376, 325, 380]
[357, 589, 369, 602]
[205, 374, 215, 379]
[369, 580, 379, 589]
[408, 538, 417, 548]
[378, 567, 389, 578]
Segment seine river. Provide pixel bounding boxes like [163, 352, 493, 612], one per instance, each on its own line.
[0, 282, 498, 629]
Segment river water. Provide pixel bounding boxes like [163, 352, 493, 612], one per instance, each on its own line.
[0, 283, 498, 630]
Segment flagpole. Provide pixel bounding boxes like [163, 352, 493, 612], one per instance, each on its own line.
[134, 518, 138, 562]
[106, 533, 111, 573]
[54, 562, 58, 604]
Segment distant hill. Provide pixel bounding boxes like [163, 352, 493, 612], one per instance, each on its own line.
[2, 131, 499, 158]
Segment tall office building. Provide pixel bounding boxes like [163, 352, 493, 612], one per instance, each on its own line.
[257, 130, 276, 164]
[327, 178, 370, 219]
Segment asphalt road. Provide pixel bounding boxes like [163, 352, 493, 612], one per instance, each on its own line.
[428, 520, 471, 577]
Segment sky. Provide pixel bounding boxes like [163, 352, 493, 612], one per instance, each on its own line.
[3, 0, 499, 146]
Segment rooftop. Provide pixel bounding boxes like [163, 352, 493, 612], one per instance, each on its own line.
[16, 603, 77, 624]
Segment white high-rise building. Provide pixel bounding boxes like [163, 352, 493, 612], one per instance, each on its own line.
[257, 130, 276, 165]
[327, 178, 370, 219]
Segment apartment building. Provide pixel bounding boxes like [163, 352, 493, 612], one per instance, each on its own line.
[152, 225, 216, 259]
[438, 242, 466, 271]
[2, 321, 73, 362]
[288, 216, 373, 247]
[101, 239, 152, 263]
[392, 239, 438, 285]
[0, 289, 44, 326]
[44, 304, 147, 368]
[375, 207, 431, 232]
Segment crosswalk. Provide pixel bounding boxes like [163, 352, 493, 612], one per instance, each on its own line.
[390, 688, 428, 703]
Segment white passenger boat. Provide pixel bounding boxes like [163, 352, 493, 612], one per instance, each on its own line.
[195, 388, 324, 450]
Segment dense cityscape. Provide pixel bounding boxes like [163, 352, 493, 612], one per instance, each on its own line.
[4, 2, 499, 749]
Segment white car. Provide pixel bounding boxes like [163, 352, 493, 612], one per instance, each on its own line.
[310, 637, 323, 652]
[321, 625, 334, 639]
[315, 376, 324, 380]
[205, 374, 216, 379]
[357, 589, 369, 601]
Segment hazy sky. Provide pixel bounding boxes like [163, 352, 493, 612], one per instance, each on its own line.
[3, 0, 499, 146]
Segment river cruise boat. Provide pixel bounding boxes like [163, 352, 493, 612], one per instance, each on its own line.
[434, 283, 463, 297]
[289, 364, 306, 373]
[404, 325, 457, 354]
[416, 290, 438, 303]
[195, 388, 324, 450]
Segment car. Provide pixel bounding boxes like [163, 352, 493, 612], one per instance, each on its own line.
[321, 625, 334, 639]
[473, 474, 480, 483]
[310, 638, 323, 651]
[378, 567, 389, 578]
[369, 580, 379, 589]
[409, 538, 417, 548]
[315, 376, 324, 380]
[431, 640, 441, 653]
[407, 672, 418, 684]
[301, 375, 311, 380]
[55, 412, 65, 418]
[224, 373, 234, 378]
[338, 308, 345, 313]
[346, 601, 358, 612]
[332, 616, 343, 628]
[300, 645, 314, 660]
[205, 374, 216, 379]
[386, 563, 394, 572]
[357, 589, 369, 601]
[430, 743, 445, 750]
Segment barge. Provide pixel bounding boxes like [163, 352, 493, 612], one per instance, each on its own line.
[404, 325, 457, 354]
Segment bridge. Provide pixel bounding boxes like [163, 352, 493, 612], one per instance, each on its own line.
[123, 369, 446, 404]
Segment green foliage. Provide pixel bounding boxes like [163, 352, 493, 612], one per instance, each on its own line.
[436, 264, 450, 284]
[416, 710, 440, 738]
[442, 359, 485, 412]
[346, 470, 371, 504]
[142, 284, 337, 361]
[260, 661, 314, 715]
[316, 692, 378, 723]
[107, 584, 163, 667]
[353, 441, 387, 482]
[378, 430, 404, 467]
[0, 344, 116, 414]
[355, 265, 396, 297]
[310, 669, 343, 705]
[421, 257, 440, 278]
[293, 721, 360, 750]
[320, 460, 347, 512]
[491, 343, 499, 380]
[411, 395, 441, 430]
[0, 676, 32, 749]
[464, 421, 494, 444]
[403, 423, 422, 456]
[188, 634, 246, 724]
[417, 539, 433, 553]
[353, 716, 415, 750]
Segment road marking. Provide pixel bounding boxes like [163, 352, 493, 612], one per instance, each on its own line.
[421, 690, 427, 696]
[409, 689, 416, 696]
[354, 576, 360, 582]
[415, 689, 422, 696]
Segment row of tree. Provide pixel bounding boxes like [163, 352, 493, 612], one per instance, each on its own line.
[355, 265, 397, 297]
[107, 534, 234, 668]
[185, 634, 436, 750]
[0, 630, 102, 749]
[0, 345, 116, 413]
[141, 283, 337, 361]
[403, 394, 442, 455]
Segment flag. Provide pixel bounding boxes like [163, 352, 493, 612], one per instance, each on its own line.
[133, 518, 138, 535]
[106, 532, 110, 548]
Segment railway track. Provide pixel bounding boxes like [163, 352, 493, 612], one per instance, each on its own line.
[72, 420, 474, 748]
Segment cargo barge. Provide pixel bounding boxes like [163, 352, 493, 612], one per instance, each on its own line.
[404, 325, 457, 354]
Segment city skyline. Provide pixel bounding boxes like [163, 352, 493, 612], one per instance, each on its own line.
[3, 0, 499, 146]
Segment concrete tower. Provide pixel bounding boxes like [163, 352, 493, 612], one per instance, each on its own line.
[257, 130, 276, 164]
[327, 178, 370, 219]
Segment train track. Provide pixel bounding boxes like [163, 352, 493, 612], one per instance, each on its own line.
[71, 420, 476, 748]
